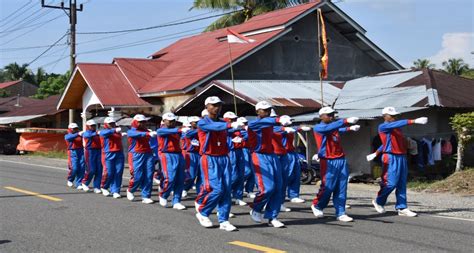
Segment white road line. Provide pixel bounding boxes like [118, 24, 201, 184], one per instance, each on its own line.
[0, 159, 131, 180]
[428, 215, 474, 222]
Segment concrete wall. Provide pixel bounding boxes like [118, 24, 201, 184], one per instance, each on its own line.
[215, 13, 387, 81]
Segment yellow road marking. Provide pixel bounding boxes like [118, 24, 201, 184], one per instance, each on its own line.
[4, 186, 62, 202]
[229, 241, 286, 253]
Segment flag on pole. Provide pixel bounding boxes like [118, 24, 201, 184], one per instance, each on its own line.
[227, 29, 256, 44]
[318, 9, 328, 79]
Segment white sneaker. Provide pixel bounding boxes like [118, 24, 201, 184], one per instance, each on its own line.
[250, 210, 263, 223]
[112, 193, 121, 199]
[196, 212, 213, 228]
[280, 205, 291, 212]
[219, 221, 237, 232]
[247, 192, 256, 199]
[159, 197, 168, 207]
[311, 205, 324, 218]
[101, 188, 110, 196]
[337, 214, 354, 222]
[192, 186, 196, 190]
[126, 190, 135, 201]
[398, 208, 417, 217]
[345, 204, 351, 209]
[372, 200, 386, 214]
[173, 203, 187, 210]
[194, 201, 200, 212]
[269, 219, 285, 228]
[181, 191, 188, 199]
[82, 184, 90, 192]
[76, 185, 83, 190]
[153, 178, 160, 185]
[142, 198, 154, 204]
[93, 188, 102, 194]
[67, 181, 73, 187]
[290, 197, 305, 203]
[236, 199, 247, 206]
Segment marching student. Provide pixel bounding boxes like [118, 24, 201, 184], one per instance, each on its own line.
[238, 117, 256, 199]
[247, 101, 292, 228]
[99, 117, 125, 199]
[65, 123, 85, 189]
[195, 96, 243, 232]
[157, 112, 188, 210]
[223, 111, 247, 206]
[367, 107, 428, 217]
[311, 107, 360, 222]
[126, 114, 156, 204]
[81, 120, 103, 193]
[182, 116, 202, 198]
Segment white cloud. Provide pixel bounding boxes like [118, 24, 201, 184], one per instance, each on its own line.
[429, 32, 474, 67]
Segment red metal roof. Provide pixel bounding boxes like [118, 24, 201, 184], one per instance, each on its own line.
[77, 63, 151, 107]
[0, 80, 22, 89]
[113, 58, 170, 92]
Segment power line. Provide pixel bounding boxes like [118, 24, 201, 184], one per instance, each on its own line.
[0, 14, 64, 35]
[0, 0, 33, 24]
[0, 8, 54, 37]
[0, 1, 37, 28]
[27, 32, 68, 66]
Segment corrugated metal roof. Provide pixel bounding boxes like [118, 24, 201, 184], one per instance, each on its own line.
[216, 80, 340, 106]
[292, 107, 427, 123]
[0, 115, 46, 124]
[1, 95, 63, 117]
[0, 80, 21, 89]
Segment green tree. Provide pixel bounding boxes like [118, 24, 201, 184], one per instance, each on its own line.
[191, 0, 311, 31]
[0, 89, 10, 98]
[35, 67, 47, 86]
[450, 112, 474, 172]
[442, 58, 469, 76]
[2, 62, 35, 83]
[413, 59, 435, 69]
[32, 71, 70, 99]
[460, 69, 474, 80]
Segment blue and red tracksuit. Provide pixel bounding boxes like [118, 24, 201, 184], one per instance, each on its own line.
[65, 130, 85, 187]
[376, 119, 414, 210]
[312, 119, 352, 217]
[127, 121, 154, 198]
[227, 129, 246, 201]
[150, 136, 163, 182]
[157, 127, 185, 205]
[241, 130, 255, 194]
[182, 129, 202, 193]
[100, 126, 124, 194]
[82, 128, 103, 189]
[272, 126, 290, 204]
[284, 129, 301, 199]
[248, 117, 282, 220]
[195, 116, 232, 223]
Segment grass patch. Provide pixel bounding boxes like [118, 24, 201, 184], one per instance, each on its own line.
[27, 150, 68, 159]
[407, 180, 437, 192]
[426, 168, 474, 195]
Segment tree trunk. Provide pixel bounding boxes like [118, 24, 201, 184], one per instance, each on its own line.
[455, 140, 464, 172]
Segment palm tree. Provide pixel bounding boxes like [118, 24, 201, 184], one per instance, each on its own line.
[35, 67, 47, 85]
[442, 58, 469, 76]
[413, 59, 435, 70]
[2, 62, 34, 83]
[191, 0, 311, 31]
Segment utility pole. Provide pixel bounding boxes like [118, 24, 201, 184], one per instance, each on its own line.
[41, 0, 83, 124]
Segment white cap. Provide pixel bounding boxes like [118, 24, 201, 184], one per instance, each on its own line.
[162, 112, 177, 121]
[382, 107, 400, 116]
[201, 109, 209, 117]
[133, 114, 147, 121]
[104, 117, 115, 124]
[86, 119, 97, 126]
[318, 107, 336, 116]
[255, 101, 272, 110]
[223, 111, 237, 119]
[237, 117, 248, 123]
[188, 116, 200, 123]
[68, 123, 79, 129]
[270, 108, 277, 117]
[204, 96, 223, 105]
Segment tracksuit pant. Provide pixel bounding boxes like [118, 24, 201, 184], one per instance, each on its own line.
[196, 155, 232, 223]
[128, 152, 154, 198]
[286, 152, 301, 199]
[230, 149, 245, 200]
[82, 148, 103, 188]
[101, 151, 125, 194]
[252, 152, 282, 220]
[183, 151, 202, 193]
[376, 154, 408, 210]
[67, 149, 85, 187]
[277, 154, 290, 204]
[312, 157, 349, 217]
[242, 148, 255, 193]
[159, 152, 185, 205]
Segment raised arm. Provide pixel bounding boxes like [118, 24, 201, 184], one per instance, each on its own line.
[248, 117, 278, 131]
[65, 133, 79, 141]
[156, 128, 180, 136]
[313, 119, 347, 134]
[379, 120, 413, 132]
[127, 128, 148, 138]
[197, 120, 230, 132]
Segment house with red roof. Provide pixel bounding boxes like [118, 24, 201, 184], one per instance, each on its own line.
[57, 0, 403, 120]
[0, 80, 38, 97]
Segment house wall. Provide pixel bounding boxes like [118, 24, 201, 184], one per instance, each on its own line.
[3, 81, 38, 97]
[215, 13, 387, 82]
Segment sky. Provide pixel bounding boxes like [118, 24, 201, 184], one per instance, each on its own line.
[0, 0, 472, 74]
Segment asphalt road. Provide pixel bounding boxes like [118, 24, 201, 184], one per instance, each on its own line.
[1, 158, 473, 253]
